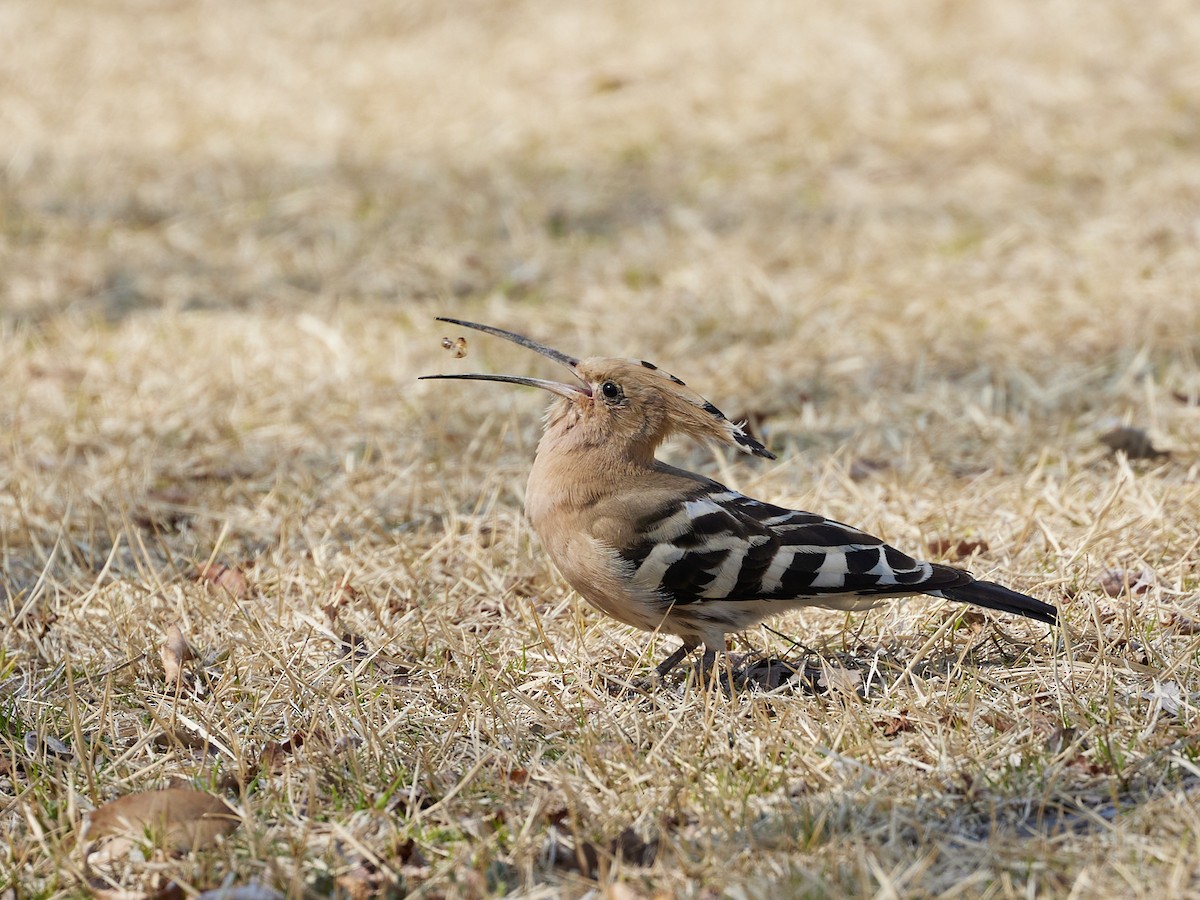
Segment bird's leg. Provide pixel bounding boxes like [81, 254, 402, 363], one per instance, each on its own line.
[696, 643, 738, 693]
[655, 640, 699, 679]
[603, 639, 698, 697]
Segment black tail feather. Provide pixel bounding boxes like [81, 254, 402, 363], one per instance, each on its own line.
[940, 580, 1058, 626]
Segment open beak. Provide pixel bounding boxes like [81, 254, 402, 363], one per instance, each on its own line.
[419, 317, 592, 400]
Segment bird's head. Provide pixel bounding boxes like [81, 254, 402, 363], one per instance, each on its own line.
[420, 318, 774, 462]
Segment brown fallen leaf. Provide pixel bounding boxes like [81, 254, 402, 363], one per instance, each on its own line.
[322, 582, 362, 625]
[546, 830, 600, 878]
[877, 709, 914, 738]
[337, 864, 390, 900]
[927, 538, 990, 561]
[133, 487, 195, 532]
[949, 608, 988, 630]
[84, 788, 238, 858]
[1046, 724, 1078, 756]
[546, 823, 657, 878]
[980, 711, 1015, 733]
[160, 624, 194, 687]
[392, 836, 427, 867]
[0, 753, 19, 780]
[1097, 568, 1156, 597]
[612, 827, 658, 867]
[11, 609, 58, 638]
[337, 632, 371, 666]
[848, 457, 890, 482]
[1163, 612, 1200, 635]
[1099, 426, 1168, 459]
[151, 730, 220, 756]
[256, 730, 308, 776]
[195, 562, 250, 599]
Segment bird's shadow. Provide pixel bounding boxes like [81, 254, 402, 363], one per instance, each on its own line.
[710, 624, 1048, 696]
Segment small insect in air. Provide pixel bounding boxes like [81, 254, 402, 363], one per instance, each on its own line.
[441, 336, 468, 358]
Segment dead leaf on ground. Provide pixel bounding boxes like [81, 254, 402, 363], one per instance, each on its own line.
[1099, 426, 1168, 459]
[337, 632, 371, 666]
[1144, 680, 1185, 717]
[392, 837, 427, 867]
[133, 487, 195, 532]
[151, 730, 221, 757]
[323, 582, 362, 626]
[84, 788, 239, 862]
[981, 712, 1015, 733]
[1046, 725, 1078, 756]
[819, 664, 862, 697]
[195, 562, 251, 599]
[0, 753, 19, 781]
[876, 709, 914, 738]
[23, 732, 74, 761]
[160, 624, 195, 687]
[321, 585, 357, 628]
[848, 457, 890, 481]
[256, 730, 308, 775]
[927, 538, 989, 561]
[336, 863, 392, 900]
[546, 824, 658, 878]
[1162, 612, 1200, 635]
[1097, 568, 1157, 597]
[11, 609, 58, 638]
[382, 785, 431, 814]
[948, 608, 988, 630]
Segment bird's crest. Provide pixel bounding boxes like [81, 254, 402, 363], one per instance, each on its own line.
[420, 318, 774, 460]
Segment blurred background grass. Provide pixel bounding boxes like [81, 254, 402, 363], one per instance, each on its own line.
[4, 1, 1200, 896]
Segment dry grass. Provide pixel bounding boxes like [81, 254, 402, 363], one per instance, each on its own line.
[4, 0, 1200, 896]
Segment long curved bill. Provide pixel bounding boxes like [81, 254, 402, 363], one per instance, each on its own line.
[419, 317, 592, 399]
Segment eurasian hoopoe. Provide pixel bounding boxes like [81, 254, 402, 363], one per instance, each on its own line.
[422, 318, 1058, 679]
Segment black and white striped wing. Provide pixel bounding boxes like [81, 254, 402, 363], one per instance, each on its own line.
[619, 487, 971, 606]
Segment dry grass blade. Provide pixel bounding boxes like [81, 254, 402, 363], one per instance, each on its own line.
[5, 0, 1200, 896]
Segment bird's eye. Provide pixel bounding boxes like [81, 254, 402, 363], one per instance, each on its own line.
[600, 380, 622, 402]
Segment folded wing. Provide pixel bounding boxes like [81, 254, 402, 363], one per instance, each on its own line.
[619, 486, 973, 606]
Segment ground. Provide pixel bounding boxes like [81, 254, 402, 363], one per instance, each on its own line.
[3, 1, 1200, 897]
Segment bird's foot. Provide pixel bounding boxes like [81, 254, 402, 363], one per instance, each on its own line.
[602, 672, 660, 698]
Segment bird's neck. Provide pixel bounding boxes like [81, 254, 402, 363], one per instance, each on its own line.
[525, 424, 654, 531]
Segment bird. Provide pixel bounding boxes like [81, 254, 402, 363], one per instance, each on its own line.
[421, 318, 1057, 681]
